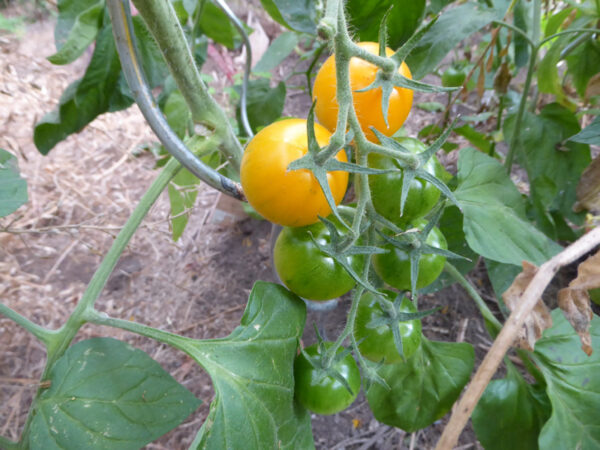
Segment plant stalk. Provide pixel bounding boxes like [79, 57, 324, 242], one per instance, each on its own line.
[444, 262, 502, 335]
[18, 156, 183, 448]
[130, 0, 243, 170]
[504, 0, 541, 173]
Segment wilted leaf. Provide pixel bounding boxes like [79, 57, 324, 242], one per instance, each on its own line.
[585, 73, 600, 100]
[502, 261, 553, 351]
[574, 155, 600, 214]
[494, 61, 511, 94]
[557, 250, 600, 355]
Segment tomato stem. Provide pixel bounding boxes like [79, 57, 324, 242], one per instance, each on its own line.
[129, 0, 244, 171]
[444, 262, 502, 335]
[17, 156, 184, 448]
[0, 303, 57, 345]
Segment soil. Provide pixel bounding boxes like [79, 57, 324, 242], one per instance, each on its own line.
[0, 4, 496, 449]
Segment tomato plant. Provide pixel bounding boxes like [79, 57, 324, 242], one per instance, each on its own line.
[373, 220, 448, 291]
[313, 41, 413, 142]
[354, 291, 422, 363]
[273, 219, 362, 301]
[368, 137, 446, 227]
[3, 0, 600, 449]
[294, 342, 361, 415]
[240, 118, 349, 227]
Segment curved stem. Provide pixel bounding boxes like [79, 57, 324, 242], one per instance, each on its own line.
[491, 20, 535, 48]
[0, 303, 57, 345]
[444, 262, 502, 335]
[504, 0, 541, 173]
[213, 0, 254, 137]
[83, 309, 193, 354]
[18, 156, 183, 448]
[504, 45, 537, 172]
[128, 0, 244, 171]
[306, 43, 327, 98]
[107, 0, 244, 200]
[539, 28, 600, 47]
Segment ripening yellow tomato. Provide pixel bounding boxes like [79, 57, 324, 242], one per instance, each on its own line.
[240, 119, 349, 227]
[313, 41, 413, 143]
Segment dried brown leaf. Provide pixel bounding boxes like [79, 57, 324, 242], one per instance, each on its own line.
[556, 250, 600, 356]
[574, 156, 600, 214]
[502, 261, 553, 351]
[486, 29, 498, 73]
[477, 59, 485, 100]
[558, 288, 593, 355]
[494, 62, 511, 95]
[585, 73, 600, 100]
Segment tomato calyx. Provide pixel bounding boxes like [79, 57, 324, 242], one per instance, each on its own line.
[309, 216, 383, 294]
[371, 127, 459, 216]
[299, 340, 357, 397]
[362, 292, 437, 362]
[378, 209, 466, 296]
[285, 107, 387, 226]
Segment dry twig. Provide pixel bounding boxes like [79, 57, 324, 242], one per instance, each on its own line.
[436, 226, 600, 449]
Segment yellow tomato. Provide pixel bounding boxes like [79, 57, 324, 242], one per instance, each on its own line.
[240, 119, 349, 227]
[313, 41, 413, 143]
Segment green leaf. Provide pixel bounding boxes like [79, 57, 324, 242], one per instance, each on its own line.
[27, 338, 200, 450]
[188, 282, 313, 449]
[484, 259, 520, 311]
[416, 101, 445, 112]
[259, 0, 318, 34]
[34, 18, 167, 154]
[533, 310, 600, 450]
[566, 40, 600, 98]
[235, 78, 286, 135]
[48, 1, 104, 65]
[163, 89, 191, 138]
[406, 2, 504, 79]
[537, 35, 567, 102]
[422, 205, 478, 294]
[168, 169, 199, 242]
[34, 26, 124, 154]
[454, 147, 562, 266]
[53, 0, 104, 54]
[454, 124, 492, 153]
[569, 115, 600, 145]
[131, 16, 170, 89]
[253, 32, 299, 73]
[504, 103, 591, 232]
[0, 149, 28, 217]
[513, 0, 531, 68]
[366, 337, 474, 432]
[198, 1, 241, 50]
[472, 364, 551, 450]
[346, 0, 425, 49]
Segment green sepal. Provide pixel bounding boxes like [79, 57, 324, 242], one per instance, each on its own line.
[391, 15, 439, 65]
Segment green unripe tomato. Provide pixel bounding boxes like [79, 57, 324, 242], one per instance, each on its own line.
[273, 220, 362, 301]
[441, 66, 467, 87]
[368, 137, 445, 227]
[373, 220, 448, 291]
[294, 342, 361, 415]
[354, 292, 422, 363]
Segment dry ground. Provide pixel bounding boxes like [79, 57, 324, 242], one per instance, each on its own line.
[0, 5, 490, 449]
